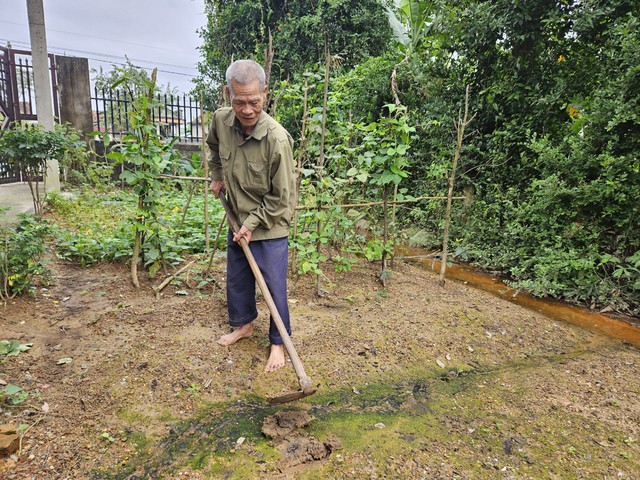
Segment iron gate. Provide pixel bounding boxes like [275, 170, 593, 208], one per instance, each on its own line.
[0, 46, 59, 184]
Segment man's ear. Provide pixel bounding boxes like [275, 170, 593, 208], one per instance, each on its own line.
[262, 85, 268, 98]
[225, 86, 231, 103]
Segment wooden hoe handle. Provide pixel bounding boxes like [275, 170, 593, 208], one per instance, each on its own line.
[219, 194, 313, 393]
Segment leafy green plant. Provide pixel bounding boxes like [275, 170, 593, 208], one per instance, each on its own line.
[50, 187, 223, 268]
[105, 68, 182, 287]
[0, 123, 87, 214]
[1, 384, 29, 406]
[85, 159, 116, 190]
[185, 383, 201, 398]
[0, 214, 52, 301]
[0, 340, 33, 356]
[290, 239, 326, 276]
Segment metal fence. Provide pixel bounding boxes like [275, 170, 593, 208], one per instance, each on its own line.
[1, 46, 206, 184]
[0, 47, 59, 184]
[0, 47, 59, 125]
[92, 87, 205, 144]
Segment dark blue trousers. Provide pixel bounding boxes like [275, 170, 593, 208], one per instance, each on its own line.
[226, 231, 291, 345]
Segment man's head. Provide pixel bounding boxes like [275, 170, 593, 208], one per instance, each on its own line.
[225, 60, 267, 135]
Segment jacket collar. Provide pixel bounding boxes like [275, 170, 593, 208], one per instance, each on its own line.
[224, 109, 268, 140]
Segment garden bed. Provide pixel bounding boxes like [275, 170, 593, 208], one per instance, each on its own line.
[1, 255, 639, 479]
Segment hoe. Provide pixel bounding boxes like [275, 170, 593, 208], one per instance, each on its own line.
[219, 194, 316, 404]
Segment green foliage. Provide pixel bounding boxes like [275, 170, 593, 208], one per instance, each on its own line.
[0, 123, 86, 213]
[51, 187, 225, 267]
[1, 384, 28, 406]
[350, 104, 415, 188]
[101, 432, 116, 443]
[331, 56, 396, 124]
[57, 129, 92, 187]
[195, 0, 392, 100]
[289, 92, 416, 275]
[274, 0, 392, 78]
[0, 340, 33, 356]
[105, 68, 185, 283]
[383, 0, 449, 59]
[92, 58, 177, 96]
[0, 214, 52, 301]
[388, 0, 640, 313]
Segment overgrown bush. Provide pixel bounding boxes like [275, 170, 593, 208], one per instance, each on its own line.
[0, 213, 52, 301]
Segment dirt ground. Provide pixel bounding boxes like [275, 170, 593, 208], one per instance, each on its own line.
[1, 254, 639, 479]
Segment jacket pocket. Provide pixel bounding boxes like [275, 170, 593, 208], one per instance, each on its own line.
[246, 160, 269, 192]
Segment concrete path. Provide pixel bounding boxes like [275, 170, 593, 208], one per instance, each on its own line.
[0, 182, 35, 224]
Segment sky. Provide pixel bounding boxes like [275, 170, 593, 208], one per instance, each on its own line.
[0, 0, 208, 94]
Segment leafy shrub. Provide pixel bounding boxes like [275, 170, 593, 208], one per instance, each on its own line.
[0, 123, 87, 214]
[0, 213, 52, 300]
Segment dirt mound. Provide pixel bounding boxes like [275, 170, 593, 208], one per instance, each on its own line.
[262, 411, 341, 468]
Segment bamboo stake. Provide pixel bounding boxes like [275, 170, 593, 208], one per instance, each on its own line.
[1, 235, 9, 304]
[173, 181, 195, 243]
[315, 37, 331, 296]
[131, 196, 143, 289]
[440, 85, 474, 287]
[159, 177, 465, 207]
[204, 213, 227, 277]
[161, 174, 210, 181]
[154, 259, 196, 299]
[200, 92, 210, 250]
[291, 76, 309, 274]
[295, 196, 465, 209]
[391, 182, 399, 269]
[381, 185, 389, 286]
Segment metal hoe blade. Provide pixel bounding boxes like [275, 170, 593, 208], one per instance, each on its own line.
[269, 387, 317, 405]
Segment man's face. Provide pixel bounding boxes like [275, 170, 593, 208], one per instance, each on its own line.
[227, 79, 267, 135]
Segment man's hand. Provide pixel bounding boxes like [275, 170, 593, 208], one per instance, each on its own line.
[233, 225, 252, 244]
[210, 180, 226, 198]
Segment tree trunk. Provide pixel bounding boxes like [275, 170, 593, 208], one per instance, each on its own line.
[440, 85, 473, 287]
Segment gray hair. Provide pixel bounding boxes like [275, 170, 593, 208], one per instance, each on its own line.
[226, 60, 266, 96]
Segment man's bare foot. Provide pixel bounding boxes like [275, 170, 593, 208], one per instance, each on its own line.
[264, 344, 286, 372]
[217, 323, 253, 346]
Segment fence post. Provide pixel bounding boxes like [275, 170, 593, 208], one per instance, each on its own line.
[56, 56, 93, 137]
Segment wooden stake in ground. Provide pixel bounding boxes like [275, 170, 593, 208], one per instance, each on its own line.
[315, 37, 331, 296]
[291, 76, 309, 274]
[381, 185, 389, 286]
[440, 85, 474, 287]
[173, 181, 196, 243]
[200, 92, 210, 250]
[131, 68, 158, 289]
[204, 213, 227, 278]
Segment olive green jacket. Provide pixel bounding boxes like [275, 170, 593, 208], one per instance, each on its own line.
[206, 107, 296, 241]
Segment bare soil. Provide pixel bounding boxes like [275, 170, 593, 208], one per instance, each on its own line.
[1, 255, 639, 479]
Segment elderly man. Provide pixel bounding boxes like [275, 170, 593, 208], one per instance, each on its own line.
[207, 59, 296, 372]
